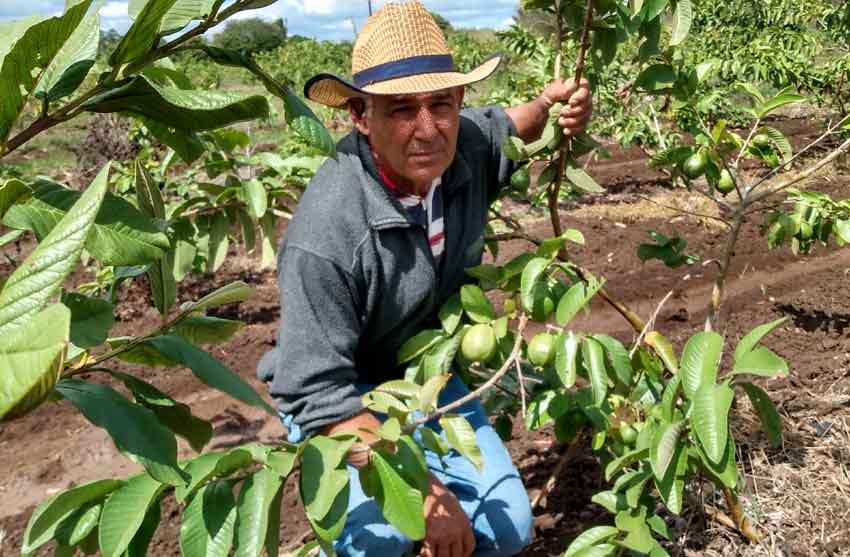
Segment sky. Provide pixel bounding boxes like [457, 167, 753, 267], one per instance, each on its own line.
[0, 0, 521, 41]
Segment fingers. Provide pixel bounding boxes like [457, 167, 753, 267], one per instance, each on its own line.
[463, 528, 476, 556]
[567, 82, 591, 106]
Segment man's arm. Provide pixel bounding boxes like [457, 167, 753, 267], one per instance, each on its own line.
[505, 77, 593, 142]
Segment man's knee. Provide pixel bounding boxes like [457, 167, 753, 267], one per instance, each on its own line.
[334, 506, 415, 557]
[472, 477, 533, 556]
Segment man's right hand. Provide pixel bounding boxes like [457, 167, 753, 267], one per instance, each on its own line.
[421, 474, 475, 557]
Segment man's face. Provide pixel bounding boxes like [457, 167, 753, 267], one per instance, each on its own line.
[351, 87, 464, 193]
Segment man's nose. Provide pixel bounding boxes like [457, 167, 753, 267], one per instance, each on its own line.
[413, 106, 439, 141]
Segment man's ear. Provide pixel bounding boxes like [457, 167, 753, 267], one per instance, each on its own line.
[455, 86, 465, 108]
[347, 98, 370, 136]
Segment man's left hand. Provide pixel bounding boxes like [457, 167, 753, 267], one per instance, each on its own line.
[541, 77, 593, 137]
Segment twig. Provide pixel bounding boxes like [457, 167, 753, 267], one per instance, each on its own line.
[484, 231, 542, 245]
[629, 290, 674, 359]
[734, 118, 762, 173]
[514, 359, 528, 418]
[405, 314, 529, 431]
[530, 430, 587, 509]
[634, 194, 731, 227]
[722, 488, 765, 543]
[748, 137, 850, 204]
[465, 366, 518, 399]
[548, 0, 594, 255]
[748, 112, 850, 191]
[281, 528, 315, 555]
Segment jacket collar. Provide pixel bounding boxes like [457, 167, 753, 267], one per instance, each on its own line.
[337, 130, 472, 230]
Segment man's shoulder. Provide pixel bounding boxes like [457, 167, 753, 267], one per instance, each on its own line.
[283, 139, 374, 270]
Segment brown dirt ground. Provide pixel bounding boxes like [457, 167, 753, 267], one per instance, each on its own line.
[1, 117, 848, 557]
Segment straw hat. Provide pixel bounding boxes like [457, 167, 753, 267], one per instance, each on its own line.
[304, 1, 502, 108]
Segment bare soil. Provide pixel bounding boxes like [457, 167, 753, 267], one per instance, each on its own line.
[1, 117, 848, 557]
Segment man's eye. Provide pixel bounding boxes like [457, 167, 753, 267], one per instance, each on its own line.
[392, 106, 413, 115]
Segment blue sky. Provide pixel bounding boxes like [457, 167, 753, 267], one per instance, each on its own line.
[0, 1, 520, 41]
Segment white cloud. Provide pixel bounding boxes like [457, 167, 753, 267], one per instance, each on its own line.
[4, 0, 521, 41]
[99, 1, 128, 19]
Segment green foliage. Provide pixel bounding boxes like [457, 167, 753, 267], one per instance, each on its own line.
[213, 17, 287, 55]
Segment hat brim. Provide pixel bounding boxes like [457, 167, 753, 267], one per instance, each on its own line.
[304, 52, 502, 109]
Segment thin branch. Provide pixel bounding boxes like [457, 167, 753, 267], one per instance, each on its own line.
[465, 366, 518, 399]
[748, 137, 850, 205]
[514, 359, 527, 418]
[705, 204, 745, 331]
[629, 290, 674, 358]
[406, 314, 529, 431]
[748, 112, 850, 192]
[484, 231, 543, 245]
[734, 118, 761, 173]
[529, 430, 587, 510]
[634, 194, 731, 227]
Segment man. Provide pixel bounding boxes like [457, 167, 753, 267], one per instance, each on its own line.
[257, 2, 593, 556]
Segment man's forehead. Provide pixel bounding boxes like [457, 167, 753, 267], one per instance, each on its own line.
[379, 89, 458, 104]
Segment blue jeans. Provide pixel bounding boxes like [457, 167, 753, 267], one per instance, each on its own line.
[281, 374, 533, 557]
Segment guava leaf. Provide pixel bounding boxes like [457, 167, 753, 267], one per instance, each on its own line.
[0, 303, 69, 421]
[125, 499, 161, 557]
[0, 178, 31, 218]
[691, 382, 734, 465]
[300, 438, 351, 522]
[54, 502, 101, 547]
[175, 449, 254, 503]
[57, 378, 188, 485]
[174, 316, 244, 346]
[0, 1, 94, 148]
[111, 0, 179, 66]
[564, 526, 618, 557]
[0, 165, 107, 336]
[234, 467, 283, 557]
[180, 482, 238, 557]
[679, 331, 722, 399]
[22, 479, 122, 554]
[731, 346, 788, 378]
[241, 179, 267, 220]
[397, 329, 444, 365]
[98, 473, 165, 557]
[143, 335, 275, 415]
[61, 291, 114, 348]
[644, 331, 678, 374]
[109, 370, 213, 452]
[739, 382, 782, 447]
[371, 450, 426, 540]
[650, 420, 684, 481]
[460, 284, 496, 323]
[554, 331, 580, 388]
[438, 293, 462, 335]
[34, 0, 100, 102]
[159, 0, 218, 34]
[84, 75, 270, 132]
[3, 176, 169, 267]
[582, 336, 608, 406]
[565, 165, 605, 193]
[669, 0, 692, 46]
[188, 280, 254, 312]
[520, 257, 549, 314]
[634, 63, 677, 92]
[440, 413, 483, 472]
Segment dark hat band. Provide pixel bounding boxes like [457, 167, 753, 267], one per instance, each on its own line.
[352, 54, 455, 88]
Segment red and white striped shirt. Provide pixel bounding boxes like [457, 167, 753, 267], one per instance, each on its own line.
[378, 167, 445, 264]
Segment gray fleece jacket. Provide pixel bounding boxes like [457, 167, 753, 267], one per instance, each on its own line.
[257, 106, 518, 437]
